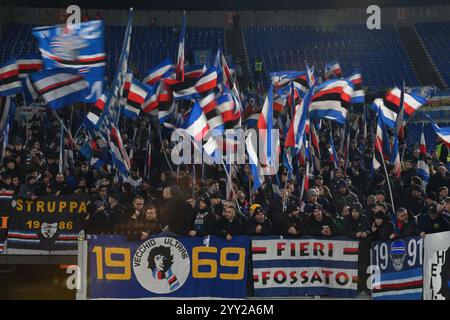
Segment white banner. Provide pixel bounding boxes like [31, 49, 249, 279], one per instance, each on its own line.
[423, 231, 450, 300]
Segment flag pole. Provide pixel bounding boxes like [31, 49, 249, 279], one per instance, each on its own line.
[157, 123, 174, 174]
[221, 160, 242, 215]
[377, 148, 396, 213]
[59, 120, 64, 174]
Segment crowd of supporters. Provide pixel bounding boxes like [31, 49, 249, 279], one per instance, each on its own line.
[1, 96, 450, 292]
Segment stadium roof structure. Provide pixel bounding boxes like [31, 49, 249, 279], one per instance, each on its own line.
[1, 0, 450, 10]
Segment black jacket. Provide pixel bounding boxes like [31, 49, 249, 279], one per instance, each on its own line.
[160, 196, 192, 236]
[396, 217, 421, 239]
[277, 213, 305, 236]
[215, 217, 245, 238]
[370, 221, 395, 242]
[246, 216, 274, 236]
[306, 215, 338, 237]
[342, 215, 371, 239]
[191, 208, 215, 236]
[419, 214, 450, 234]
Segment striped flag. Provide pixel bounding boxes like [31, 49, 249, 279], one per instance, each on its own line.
[142, 58, 173, 86]
[426, 113, 450, 146]
[183, 101, 210, 141]
[324, 60, 342, 80]
[86, 92, 107, 128]
[32, 20, 106, 103]
[121, 73, 152, 119]
[171, 67, 218, 100]
[185, 65, 207, 80]
[97, 8, 133, 131]
[390, 133, 401, 178]
[16, 56, 43, 78]
[373, 108, 387, 170]
[30, 68, 89, 110]
[198, 92, 224, 136]
[244, 112, 260, 129]
[176, 12, 186, 82]
[269, 71, 306, 88]
[285, 86, 312, 153]
[309, 79, 353, 125]
[246, 128, 264, 191]
[346, 72, 365, 106]
[109, 124, 131, 178]
[417, 126, 430, 184]
[385, 87, 427, 117]
[217, 91, 241, 129]
[0, 60, 22, 96]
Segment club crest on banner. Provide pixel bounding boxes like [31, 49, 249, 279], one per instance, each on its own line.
[133, 237, 190, 294]
[41, 222, 58, 239]
[390, 239, 407, 271]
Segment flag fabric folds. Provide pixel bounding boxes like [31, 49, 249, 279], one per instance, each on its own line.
[309, 79, 353, 125]
[121, 73, 152, 119]
[346, 72, 365, 105]
[176, 12, 186, 82]
[32, 20, 106, 103]
[417, 126, 430, 183]
[30, 68, 89, 110]
[426, 113, 450, 146]
[142, 58, 173, 86]
[0, 60, 22, 96]
[324, 61, 342, 80]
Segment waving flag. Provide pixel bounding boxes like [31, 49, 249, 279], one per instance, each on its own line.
[183, 101, 210, 141]
[185, 65, 206, 80]
[176, 12, 186, 82]
[426, 113, 450, 146]
[285, 86, 312, 153]
[32, 20, 106, 103]
[309, 79, 353, 125]
[109, 125, 131, 178]
[417, 126, 430, 184]
[270, 71, 306, 88]
[324, 61, 342, 80]
[142, 58, 173, 85]
[246, 129, 264, 191]
[384, 87, 427, 117]
[244, 112, 260, 129]
[373, 108, 387, 170]
[16, 56, 43, 78]
[305, 62, 316, 88]
[86, 92, 107, 128]
[96, 9, 133, 131]
[390, 133, 401, 178]
[216, 91, 240, 129]
[346, 72, 365, 106]
[121, 73, 152, 119]
[30, 68, 89, 110]
[172, 67, 218, 100]
[0, 60, 22, 96]
[197, 92, 224, 135]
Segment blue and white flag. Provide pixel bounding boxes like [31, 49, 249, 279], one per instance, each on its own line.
[97, 9, 133, 131]
[426, 113, 450, 146]
[176, 11, 186, 81]
[142, 58, 173, 86]
[0, 60, 22, 96]
[417, 125, 430, 183]
[32, 20, 106, 103]
[30, 68, 89, 110]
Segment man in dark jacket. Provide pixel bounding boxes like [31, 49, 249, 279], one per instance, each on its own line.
[419, 203, 450, 236]
[333, 180, 359, 214]
[395, 207, 420, 239]
[188, 195, 215, 237]
[370, 211, 396, 242]
[86, 186, 112, 234]
[342, 203, 370, 239]
[160, 185, 192, 236]
[277, 203, 305, 236]
[247, 206, 274, 236]
[215, 204, 245, 240]
[400, 185, 427, 217]
[306, 205, 338, 237]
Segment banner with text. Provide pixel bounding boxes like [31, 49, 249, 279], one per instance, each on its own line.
[251, 236, 359, 298]
[424, 231, 450, 300]
[371, 236, 423, 300]
[6, 195, 88, 254]
[0, 192, 13, 253]
[87, 235, 250, 299]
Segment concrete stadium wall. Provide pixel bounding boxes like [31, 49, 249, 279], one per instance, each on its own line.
[3, 5, 450, 27]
